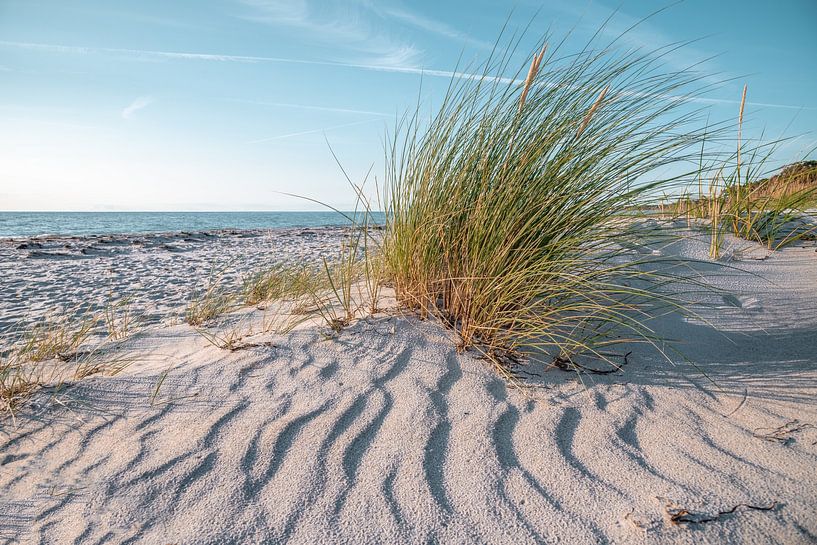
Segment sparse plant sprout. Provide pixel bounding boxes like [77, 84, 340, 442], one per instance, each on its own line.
[241, 258, 362, 333]
[186, 269, 238, 326]
[0, 353, 40, 421]
[243, 266, 288, 305]
[307, 268, 352, 333]
[260, 303, 312, 335]
[72, 348, 134, 380]
[242, 264, 327, 305]
[195, 313, 293, 351]
[186, 290, 235, 326]
[361, 218, 384, 314]
[282, 223, 369, 333]
[323, 243, 360, 323]
[150, 368, 170, 407]
[103, 296, 139, 340]
[707, 171, 725, 259]
[196, 322, 249, 351]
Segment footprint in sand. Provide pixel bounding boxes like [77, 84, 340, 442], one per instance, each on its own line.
[722, 293, 762, 310]
[620, 241, 662, 256]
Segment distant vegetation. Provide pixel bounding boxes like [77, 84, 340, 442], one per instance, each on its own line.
[744, 161, 817, 202]
[672, 151, 817, 257]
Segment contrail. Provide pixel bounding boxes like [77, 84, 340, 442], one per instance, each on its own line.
[246, 119, 382, 144]
[1, 40, 813, 111]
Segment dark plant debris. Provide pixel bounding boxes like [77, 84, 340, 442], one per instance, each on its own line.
[228, 341, 276, 352]
[660, 498, 779, 525]
[753, 419, 814, 445]
[552, 351, 631, 375]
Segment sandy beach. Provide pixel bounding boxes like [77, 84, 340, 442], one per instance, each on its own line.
[2, 227, 816, 544]
[0, 227, 349, 331]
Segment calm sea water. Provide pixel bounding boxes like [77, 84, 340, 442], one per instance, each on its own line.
[0, 211, 386, 238]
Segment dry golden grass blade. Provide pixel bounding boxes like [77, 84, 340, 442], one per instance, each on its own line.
[518, 44, 547, 112]
[737, 84, 747, 186]
[576, 84, 609, 138]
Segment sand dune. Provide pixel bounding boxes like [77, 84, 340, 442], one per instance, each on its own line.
[1, 234, 817, 544]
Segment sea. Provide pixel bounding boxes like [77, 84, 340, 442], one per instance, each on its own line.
[0, 211, 386, 238]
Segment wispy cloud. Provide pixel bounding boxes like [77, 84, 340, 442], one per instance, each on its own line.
[373, 5, 493, 51]
[235, 0, 422, 68]
[122, 95, 153, 119]
[0, 39, 440, 74]
[247, 118, 382, 144]
[546, 0, 720, 77]
[1, 40, 812, 112]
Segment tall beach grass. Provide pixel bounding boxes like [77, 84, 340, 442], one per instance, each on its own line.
[378, 34, 717, 370]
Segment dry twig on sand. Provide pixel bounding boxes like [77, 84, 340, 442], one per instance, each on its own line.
[752, 419, 814, 445]
[659, 497, 778, 525]
[551, 351, 632, 375]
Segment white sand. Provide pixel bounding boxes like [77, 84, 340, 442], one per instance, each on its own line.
[1, 229, 816, 544]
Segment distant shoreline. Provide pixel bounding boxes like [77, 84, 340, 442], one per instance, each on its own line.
[0, 225, 348, 242]
[0, 210, 386, 238]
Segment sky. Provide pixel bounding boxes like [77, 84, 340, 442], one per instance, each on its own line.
[0, 0, 815, 211]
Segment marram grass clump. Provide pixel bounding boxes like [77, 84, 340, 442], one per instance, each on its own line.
[380, 37, 712, 370]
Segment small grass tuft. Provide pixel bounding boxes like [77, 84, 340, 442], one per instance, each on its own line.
[1, 312, 134, 422]
[242, 264, 326, 306]
[186, 273, 237, 326]
[103, 296, 139, 340]
[15, 311, 95, 362]
[0, 354, 41, 419]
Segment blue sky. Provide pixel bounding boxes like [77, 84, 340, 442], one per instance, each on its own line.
[1, 0, 815, 211]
